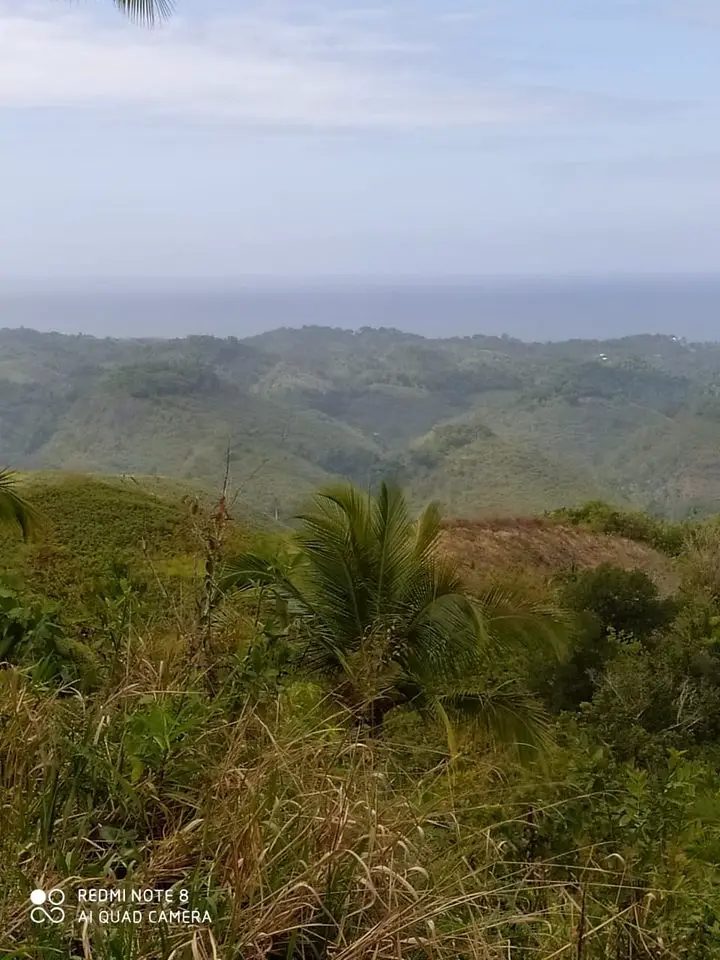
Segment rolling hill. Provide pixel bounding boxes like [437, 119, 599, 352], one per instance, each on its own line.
[439, 515, 680, 594]
[2, 324, 720, 519]
[1, 473, 680, 605]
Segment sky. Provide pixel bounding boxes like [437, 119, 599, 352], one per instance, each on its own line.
[2, 0, 720, 283]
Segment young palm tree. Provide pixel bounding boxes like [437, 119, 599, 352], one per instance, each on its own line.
[221, 482, 568, 754]
[0, 470, 35, 539]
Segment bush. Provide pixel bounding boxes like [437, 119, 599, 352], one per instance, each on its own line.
[0, 584, 99, 689]
[536, 565, 677, 712]
[560, 563, 675, 641]
[550, 500, 687, 555]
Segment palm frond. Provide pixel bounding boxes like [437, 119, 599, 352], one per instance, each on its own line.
[296, 484, 376, 638]
[114, 0, 174, 25]
[473, 583, 572, 663]
[435, 685, 554, 759]
[221, 546, 354, 674]
[404, 591, 486, 680]
[0, 470, 37, 540]
[221, 479, 564, 755]
[413, 499, 444, 561]
[220, 549, 320, 619]
[372, 482, 415, 614]
[218, 552, 281, 592]
[402, 556, 482, 676]
[302, 483, 374, 549]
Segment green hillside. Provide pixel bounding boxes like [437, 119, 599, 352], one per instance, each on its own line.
[606, 411, 720, 517]
[401, 419, 613, 515]
[3, 324, 720, 518]
[0, 474, 198, 606]
[5, 474, 720, 957]
[31, 375, 380, 516]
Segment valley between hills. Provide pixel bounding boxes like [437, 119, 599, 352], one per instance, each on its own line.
[2, 324, 720, 520]
[5, 326, 720, 957]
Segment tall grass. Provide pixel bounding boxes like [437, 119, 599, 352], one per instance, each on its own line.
[1, 487, 717, 959]
[1, 624, 705, 959]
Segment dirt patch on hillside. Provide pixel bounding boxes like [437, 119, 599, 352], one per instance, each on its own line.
[440, 516, 679, 593]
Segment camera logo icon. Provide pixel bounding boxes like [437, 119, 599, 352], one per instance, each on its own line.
[30, 888, 66, 924]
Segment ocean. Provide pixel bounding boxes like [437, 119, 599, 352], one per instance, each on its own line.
[1, 277, 720, 342]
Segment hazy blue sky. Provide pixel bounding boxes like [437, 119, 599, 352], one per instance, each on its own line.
[2, 0, 720, 283]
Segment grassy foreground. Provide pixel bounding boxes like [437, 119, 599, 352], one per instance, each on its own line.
[2, 476, 720, 958]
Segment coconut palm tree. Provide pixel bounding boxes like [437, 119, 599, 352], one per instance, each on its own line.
[0, 470, 36, 539]
[221, 481, 568, 754]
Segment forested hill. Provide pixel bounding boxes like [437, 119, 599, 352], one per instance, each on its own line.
[2, 324, 720, 519]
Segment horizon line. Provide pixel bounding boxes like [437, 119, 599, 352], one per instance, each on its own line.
[4, 271, 720, 293]
[0, 322, 714, 347]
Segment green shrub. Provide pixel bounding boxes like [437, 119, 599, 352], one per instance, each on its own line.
[560, 562, 675, 640]
[550, 500, 688, 555]
[536, 565, 677, 712]
[0, 584, 99, 689]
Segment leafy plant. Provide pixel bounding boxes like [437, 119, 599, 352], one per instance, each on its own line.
[222, 481, 568, 752]
[536, 564, 677, 712]
[560, 562, 675, 641]
[0, 584, 99, 688]
[0, 469, 36, 539]
[551, 500, 687, 555]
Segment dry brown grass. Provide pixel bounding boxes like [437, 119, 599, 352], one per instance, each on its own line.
[439, 517, 680, 594]
[0, 653, 655, 960]
[0, 500, 698, 959]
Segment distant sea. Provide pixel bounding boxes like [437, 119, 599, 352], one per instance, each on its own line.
[2, 277, 720, 342]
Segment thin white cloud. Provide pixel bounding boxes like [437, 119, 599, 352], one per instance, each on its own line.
[0, 1, 579, 127]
